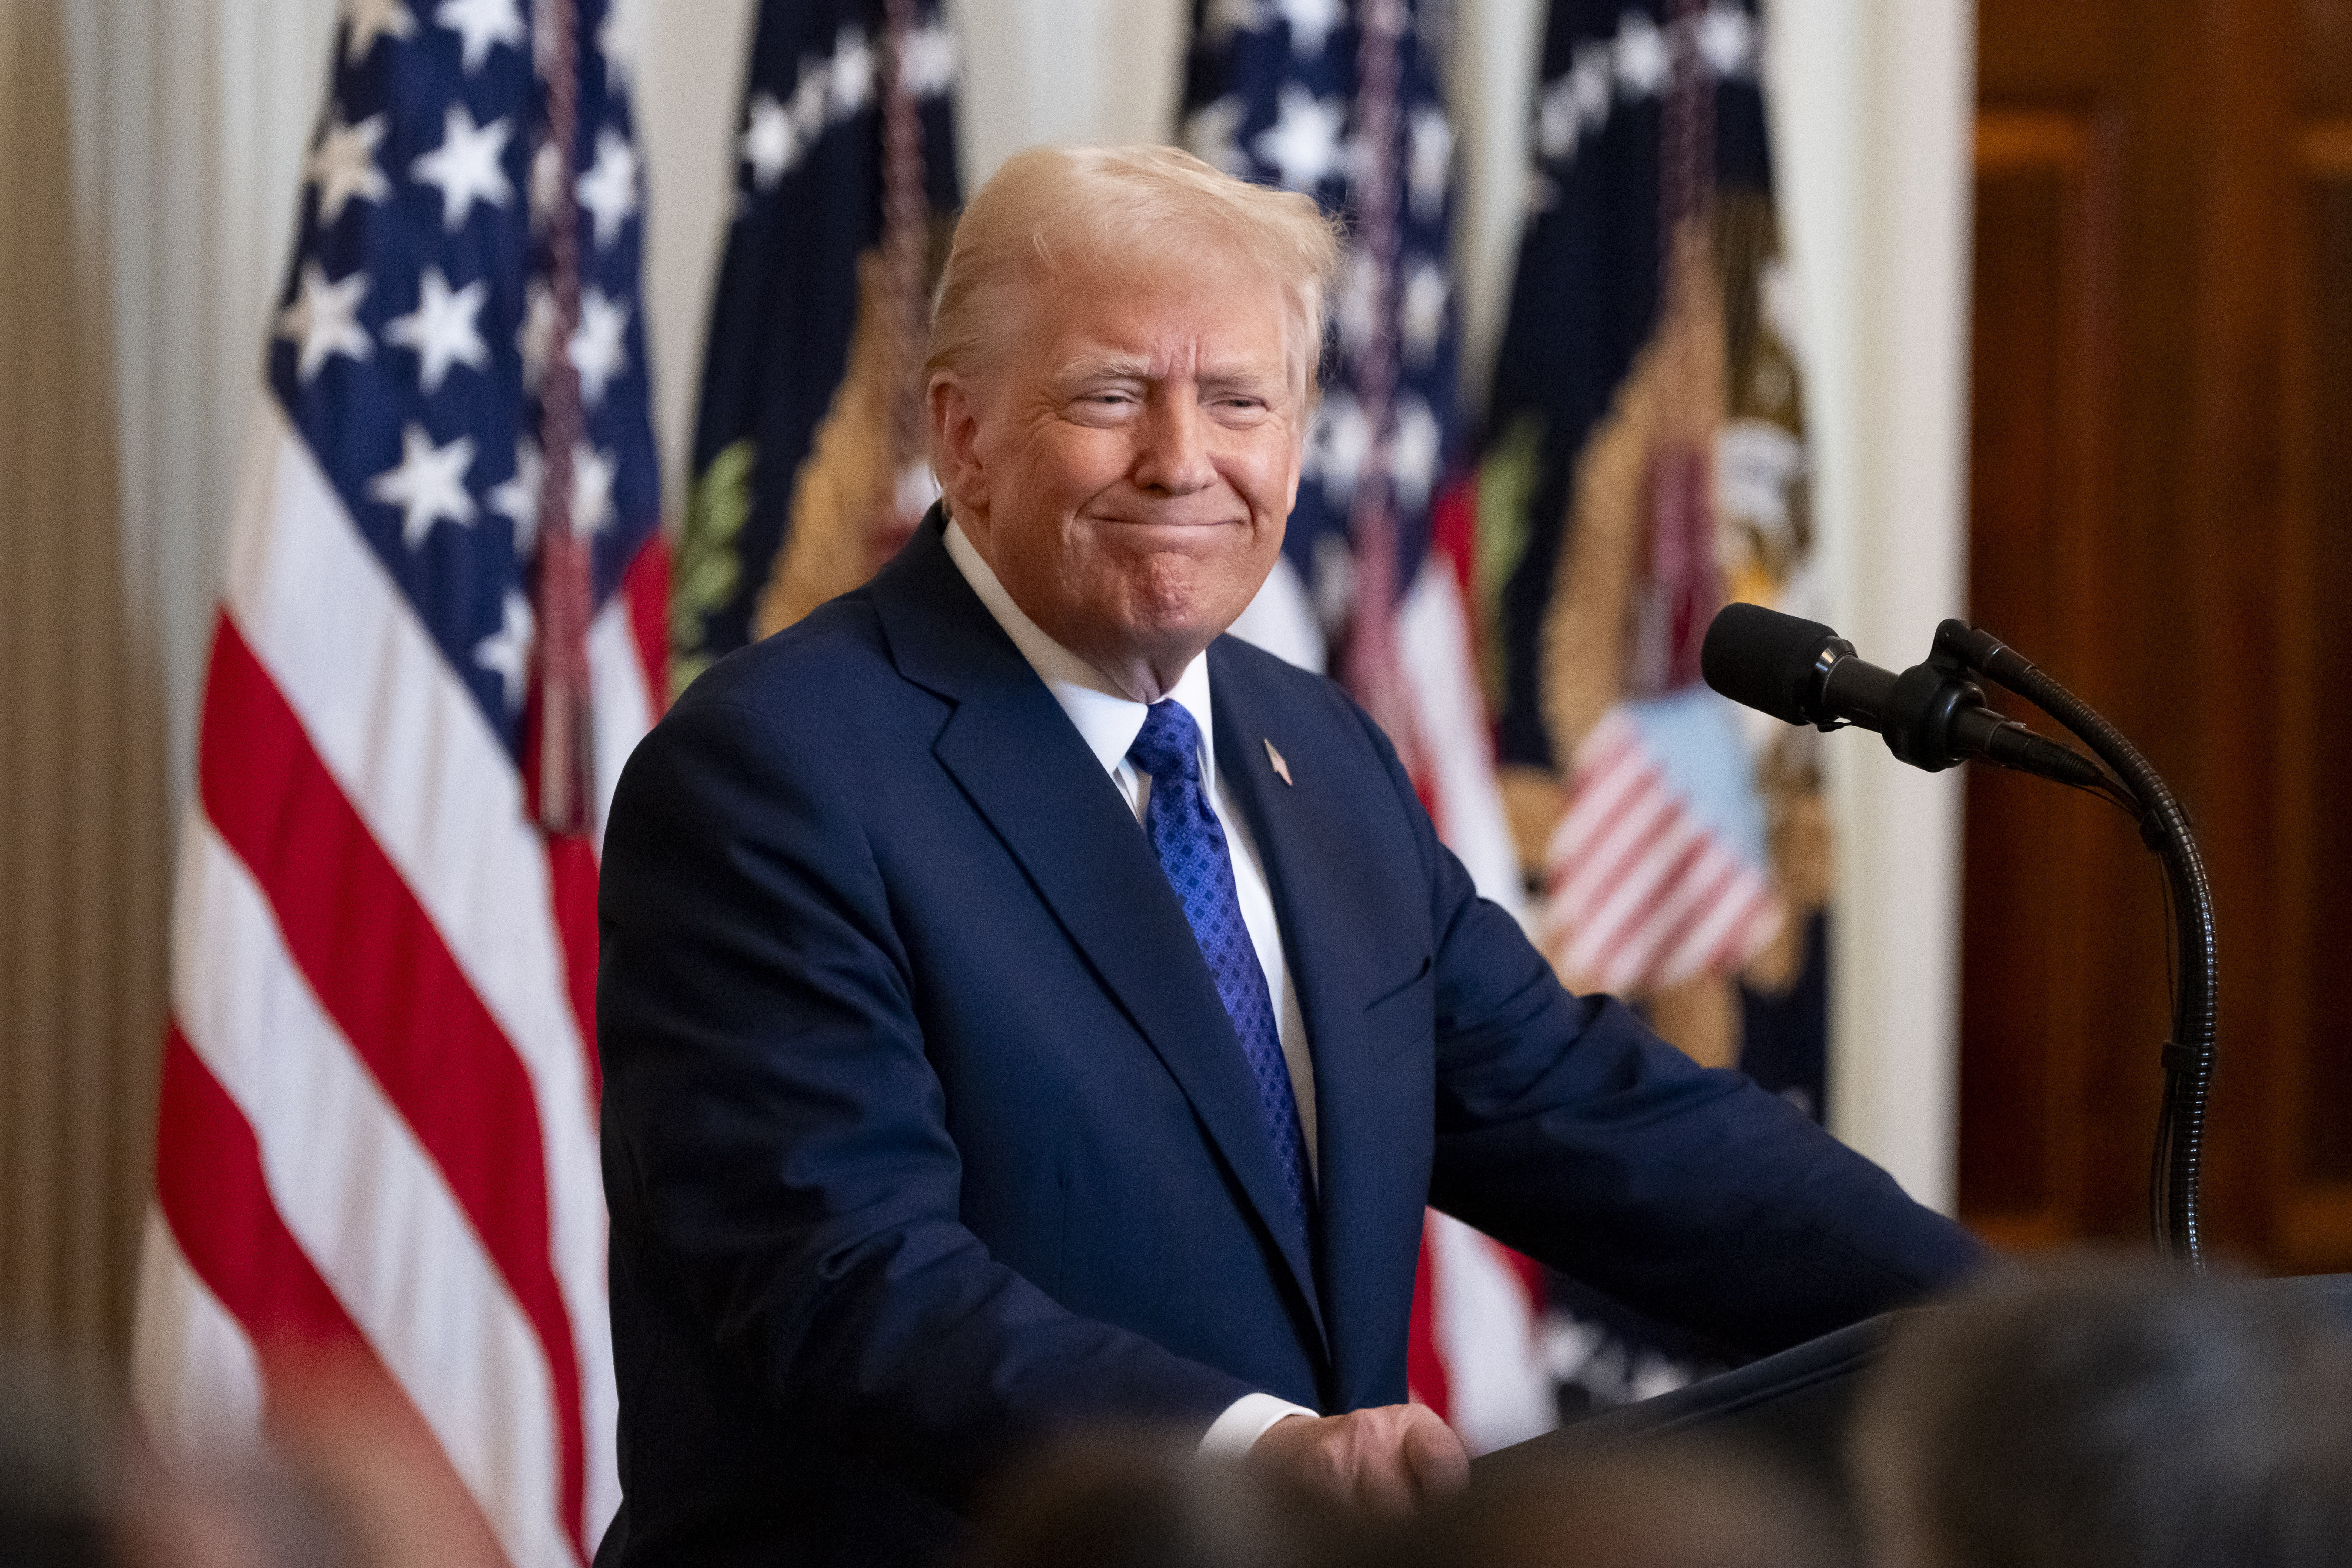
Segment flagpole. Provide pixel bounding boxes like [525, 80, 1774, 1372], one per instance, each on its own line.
[535, 0, 596, 836]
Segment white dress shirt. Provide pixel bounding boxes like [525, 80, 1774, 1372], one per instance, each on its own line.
[942, 519, 1322, 1451]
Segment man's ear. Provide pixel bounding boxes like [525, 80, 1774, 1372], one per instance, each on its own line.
[927, 374, 987, 516]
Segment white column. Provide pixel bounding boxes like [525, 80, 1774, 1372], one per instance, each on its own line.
[1768, 0, 1978, 1211]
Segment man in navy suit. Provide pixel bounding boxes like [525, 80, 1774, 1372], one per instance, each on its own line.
[595, 146, 1983, 1568]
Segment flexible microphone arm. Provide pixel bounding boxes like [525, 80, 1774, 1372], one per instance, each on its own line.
[1932, 620, 2214, 1269]
[1700, 602, 2213, 1266]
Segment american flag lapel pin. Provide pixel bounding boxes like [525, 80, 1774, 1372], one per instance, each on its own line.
[1264, 738, 1293, 786]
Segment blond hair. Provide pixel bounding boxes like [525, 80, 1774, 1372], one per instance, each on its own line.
[925, 145, 1344, 399]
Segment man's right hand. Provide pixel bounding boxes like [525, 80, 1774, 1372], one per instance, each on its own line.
[1246, 1404, 1469, 1515]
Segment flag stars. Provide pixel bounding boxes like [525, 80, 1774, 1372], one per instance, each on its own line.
[828, 26, 875, 117]
[474, 591, 533, 709]
[1401, 260, 1449, 365]
[598, 2, 638, 89]
[1407, 107, 1453, 219]
[435, 0, 524, 73]
[489, 439, 543, 557]
[275, 263, 373, 382]
[412, 104, 515, 230]
[1273, 0, 1344, 58]
[742, 93, 797, 190]
[305, 109, 390, 225]
[384, 267, 490, 393]
[1310, 392, 1369, 506]
[790, 56, 830, 139]
[1388, 396, 1440, 511]
[1572, 42, 1614, 120]
[1696, 3, 1758, 77]
[343, 0, 417, 64]
[569, 287, 630, 406]
[1184, 96, 1249, 177]
[576, 129, 641, 248]
[369, 423, 479, 549]
[1253, 85, 1346, 192]
[1615, 12, 1669, 97]
[1536, 79, 1579, 163]
[570, 443, 617, 537]
[898, 23, 956, 96]
[1536, 44, 1615, 167]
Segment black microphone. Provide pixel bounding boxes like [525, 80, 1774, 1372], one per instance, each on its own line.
[1700, 602, 2107, 787]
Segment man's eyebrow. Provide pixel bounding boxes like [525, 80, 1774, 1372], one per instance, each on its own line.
[1047, 354, 1288, 389]
[1051, 353, 1154, 383]
[1196, 363, 1286, 393]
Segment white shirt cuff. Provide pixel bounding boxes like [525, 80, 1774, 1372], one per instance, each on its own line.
[1197, 1392, 1320, 1458]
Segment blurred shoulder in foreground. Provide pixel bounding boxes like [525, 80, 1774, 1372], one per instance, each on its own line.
[1850, 1253, 2352, 1568]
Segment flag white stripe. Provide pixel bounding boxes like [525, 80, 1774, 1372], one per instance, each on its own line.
[173, 813, 570, 1568]
[1564, 812, 1702, 975]
[1426, 1212, 1554, 1456]
[1553, 774, 1677, 914]
[1659, 872, 1779, 985]
[223, 397, 618, 1535]
[1396, 562, 1527, 924]
[588, 592, 654, 851]
[1596, 841, 1739, 985]
[1553, 719, 1644, 858]
[130, 1207, 267, 1461]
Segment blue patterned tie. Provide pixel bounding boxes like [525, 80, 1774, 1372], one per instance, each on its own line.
[1127, 701, 1314, 1243]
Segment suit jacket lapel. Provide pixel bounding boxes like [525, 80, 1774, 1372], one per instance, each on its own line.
[866, 518, 1328, 1349]
[1210, 640, 1430, 1405]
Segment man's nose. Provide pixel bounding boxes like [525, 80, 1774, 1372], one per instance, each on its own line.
[1130, 392, 1215, 496]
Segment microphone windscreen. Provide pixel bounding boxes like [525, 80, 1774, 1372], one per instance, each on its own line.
[1701, 602, 1840, 726]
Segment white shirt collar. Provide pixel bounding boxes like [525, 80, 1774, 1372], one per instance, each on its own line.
[942, 516, 1216, 782]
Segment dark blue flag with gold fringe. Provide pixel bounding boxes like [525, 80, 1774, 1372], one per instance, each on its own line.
[672, 0, 959, 695]
[1471, 0, 1828, 1413]
[1476, 0, 1822, 1105]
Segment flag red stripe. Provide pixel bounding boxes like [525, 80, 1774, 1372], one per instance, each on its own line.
[156, 1022, 356, 1353]
[1556, 792, 1677, 913]
[154, 1023, 515, 1566]
[544, 835, 601, 1107]
[1615, 851, 1739, 980]
[1406, 1212, 1450, 1419]
[623, 536, 670, 719]
[197, 618, 587, 1557]
[1583, 830, 1709, 977]
[1553, 761, 1667, 899]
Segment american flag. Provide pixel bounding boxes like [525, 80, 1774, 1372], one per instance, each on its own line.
[130, 1, 664, 1563]
[1180, 0, 1549, 1457]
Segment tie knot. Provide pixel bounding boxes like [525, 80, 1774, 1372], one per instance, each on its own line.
[1127, 700, 1202, 784]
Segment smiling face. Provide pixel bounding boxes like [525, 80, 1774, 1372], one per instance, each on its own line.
[927, 250, 1305, 702]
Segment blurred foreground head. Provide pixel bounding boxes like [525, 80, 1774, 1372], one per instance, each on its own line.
[1850, 1256, 2352, 1568]
[0, 1358, 114, 1568]
[967, 1429, 1372, 1568]
[1, 1346, 509, 1568]
[1407, 1439, 1846, 1568]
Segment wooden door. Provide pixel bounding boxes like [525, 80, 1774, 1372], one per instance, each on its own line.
[1959, 0, 2352, 1269]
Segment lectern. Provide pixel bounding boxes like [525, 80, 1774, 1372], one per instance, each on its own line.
[1473, 1276, 2352, 1505]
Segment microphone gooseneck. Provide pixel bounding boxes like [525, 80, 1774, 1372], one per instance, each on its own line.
[1699, 602, 2214, 1269]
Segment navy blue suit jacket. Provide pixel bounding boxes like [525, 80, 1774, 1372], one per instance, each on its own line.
[594, 514, 1982, 1567]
